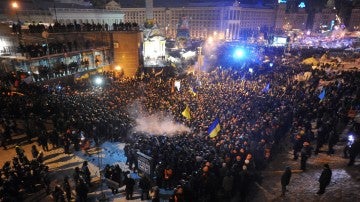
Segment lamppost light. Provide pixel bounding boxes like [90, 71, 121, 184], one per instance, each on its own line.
[12, 2, 19, 9]
[115, 65, 122, 71]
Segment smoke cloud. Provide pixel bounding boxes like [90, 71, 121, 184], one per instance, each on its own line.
[201, 37, 222, 72]
[128, 100, 191, 136]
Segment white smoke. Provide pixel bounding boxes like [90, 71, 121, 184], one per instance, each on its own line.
[128, 100, 191, 136]
[201, 36, 222, 72]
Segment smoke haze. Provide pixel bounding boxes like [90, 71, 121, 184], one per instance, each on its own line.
[128, 100, 191, 136]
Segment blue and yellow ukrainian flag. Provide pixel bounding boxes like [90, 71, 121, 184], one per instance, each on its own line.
[181, 105, 191, 120]
[208, 118, 221, 138]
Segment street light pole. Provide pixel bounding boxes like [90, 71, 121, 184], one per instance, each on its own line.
[12, 1, 23, 56]
[12, 2, 19, 22]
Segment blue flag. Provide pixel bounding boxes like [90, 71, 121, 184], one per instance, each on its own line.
[241, 74, 245, 80]
[262, 83, 270, 93]
[318, 89, 326, 100]
[208, 118, 221, 138]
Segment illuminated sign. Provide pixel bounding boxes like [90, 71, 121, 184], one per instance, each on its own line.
[137, 152, 153, 177]
[273, 36, 288, 46]
[278, 0, 286, 3]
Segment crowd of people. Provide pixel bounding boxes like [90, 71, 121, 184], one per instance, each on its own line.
[16, 21, 140, 34]
[0, 144, 50, 201]
[1, 45, 360, 201]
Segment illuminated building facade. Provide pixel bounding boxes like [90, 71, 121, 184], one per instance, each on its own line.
[49, 8, 124, 30]
[274, 3, 308, 31]
[122, 2, 276, 40]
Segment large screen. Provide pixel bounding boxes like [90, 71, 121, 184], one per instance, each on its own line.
[273, 36, 288, 46]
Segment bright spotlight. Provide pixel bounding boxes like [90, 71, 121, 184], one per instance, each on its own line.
[115, 65, 122, 71]
[208, 36, 214, 43]
[233, 48, 246, 60]
[235, 49, 244, 58]
[94, 77, 103, 85]
[12, 2, 19, 9]
[248, 68, 253, 73]
[269, 63, 274, 67]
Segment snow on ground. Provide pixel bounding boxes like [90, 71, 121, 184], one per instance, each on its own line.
[72, 141, 129, 178]
[70, 141, 146, 201]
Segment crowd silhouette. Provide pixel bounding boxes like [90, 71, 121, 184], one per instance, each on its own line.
[23, 21, 139, 34]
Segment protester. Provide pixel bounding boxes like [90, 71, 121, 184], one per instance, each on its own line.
[81, 161, 91, 186]
[62, 176, 72, 202]
[124, 174, 135, 200]
[52, 184, 65, 202]
[300, 141, 313, 171]
[139, 175, 152, 200]
[317, 164, 332, 195]
[75, 178, 89, 202]
[281, 166, 292, 196]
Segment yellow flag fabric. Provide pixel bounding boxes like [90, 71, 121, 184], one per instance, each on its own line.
[189, 87, 197, 97]
[181, 105, 191, 120]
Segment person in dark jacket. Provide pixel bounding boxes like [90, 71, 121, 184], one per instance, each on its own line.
[81, 161, 91, 186]
[139, 175, 151, 200]
[62, 176, 72, 202]
[124, 174, 135, 200]
[317, 164, 332, 195]
[300, 142, 312, 171]
[52, 184, 65, 202]
[75, 178, 89, 202]
[281, 166, 292, 196]
[222, 171, 234, 199]
[38, 131, 49, 151]
[348, 138, 360, 166]
[31, 145, 39, 159]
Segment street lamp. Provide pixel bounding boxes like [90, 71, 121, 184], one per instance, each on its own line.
[11, 1, 22, 51]
[11, 2, 20, 22]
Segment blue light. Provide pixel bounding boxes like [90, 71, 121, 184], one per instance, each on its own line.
[235, 49, 244, 58]
[233, 48, 245, 59]
[249, 68, 253, 73]
[348, 133, 355, 147]
[349, 135, 354, 142]
[94, 77, 103, 85]
[298, 2, 305, 8]
[269, 63, 273, 67]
